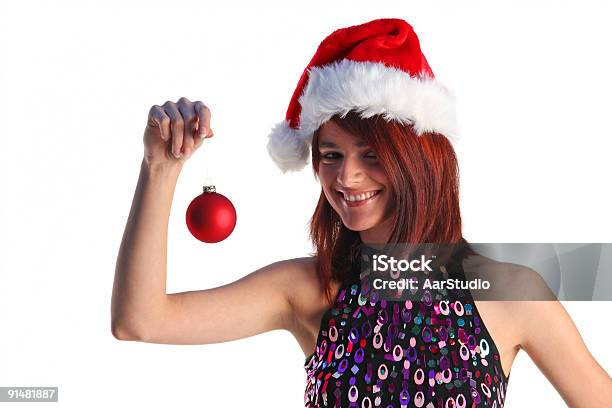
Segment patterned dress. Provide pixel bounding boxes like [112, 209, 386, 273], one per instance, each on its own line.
[304, 247, 510, 408]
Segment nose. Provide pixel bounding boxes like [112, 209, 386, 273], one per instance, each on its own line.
[336, 154, 365, 187]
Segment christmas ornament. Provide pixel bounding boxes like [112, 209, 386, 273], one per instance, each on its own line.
[186, 183, 236, 243]
[266, 18, 458, 173]
[185, 133, 236, 243]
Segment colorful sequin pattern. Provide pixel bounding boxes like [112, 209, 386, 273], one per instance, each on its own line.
[304, 252, 510, 408]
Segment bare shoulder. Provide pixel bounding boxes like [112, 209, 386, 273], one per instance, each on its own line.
[463, 253, 556, 301]
[268, 256, 317, 283]
[263, 256, 321, 311]
[464, 254, 558, 329]
[264, 256, 320, 314]
[270, 256, 317, 291]
[266, 256, 344, 316]
[279, 256, 344, 356]
[461, 254, 526, 325]
[281, 256, 326, 310]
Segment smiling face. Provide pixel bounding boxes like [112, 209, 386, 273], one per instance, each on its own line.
[316, 120, 396, 244]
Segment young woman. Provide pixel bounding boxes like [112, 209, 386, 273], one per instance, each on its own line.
[111, 18, 612, 407]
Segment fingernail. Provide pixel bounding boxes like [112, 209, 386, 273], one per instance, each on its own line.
[174, 151, 181, 159]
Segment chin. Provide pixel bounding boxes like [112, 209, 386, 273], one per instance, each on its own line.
[340, 218, 379, 232]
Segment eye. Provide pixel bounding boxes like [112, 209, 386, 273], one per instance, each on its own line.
[320, 152, 341, 160]
[365, 151, 378, 159]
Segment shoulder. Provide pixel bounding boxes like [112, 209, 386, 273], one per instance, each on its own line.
[273, 256, 318, 287]
[281, 256, 342, 321]
[280, 256, 321, 304]
[261, 256, 319, 299]
[463, 254, 558, 343]
[264, 256, 320, 305]
[463, 254, 555, 301]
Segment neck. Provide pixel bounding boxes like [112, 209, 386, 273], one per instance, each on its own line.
[359, 218, 394, 245]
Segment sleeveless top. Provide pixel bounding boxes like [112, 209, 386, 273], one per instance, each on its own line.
[304, 247, 510, 408]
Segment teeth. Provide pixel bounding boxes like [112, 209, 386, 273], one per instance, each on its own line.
[342, 190, 378, 202]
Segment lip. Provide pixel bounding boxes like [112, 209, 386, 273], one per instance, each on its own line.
[337, 189, 382, 208]
[336, 189, 381, 195]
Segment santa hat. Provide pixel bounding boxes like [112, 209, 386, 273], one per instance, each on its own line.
[266, 18, 459, 173]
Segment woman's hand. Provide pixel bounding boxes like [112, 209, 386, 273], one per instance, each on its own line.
[143, 97, 213, 167]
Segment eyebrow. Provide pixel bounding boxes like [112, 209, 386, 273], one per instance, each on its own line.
[319, 141, 369, 148]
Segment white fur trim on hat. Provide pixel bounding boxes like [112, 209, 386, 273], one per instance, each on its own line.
[267, 59, 459, 173]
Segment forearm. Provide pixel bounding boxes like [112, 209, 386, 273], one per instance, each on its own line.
[111, 157, 182, 337]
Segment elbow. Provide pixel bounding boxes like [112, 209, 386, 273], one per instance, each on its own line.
[111, 321, 142, 341]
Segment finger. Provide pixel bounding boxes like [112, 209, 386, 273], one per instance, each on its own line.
[193, 134, 204, 150]
[163, 100, 183, 158]
[148, 105, 170, 141]
[178, 98, 196, 157]
[193, 128, 210, 149]
[193, 101, 211, 138]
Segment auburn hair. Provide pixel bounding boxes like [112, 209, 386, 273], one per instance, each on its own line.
[307, 110, 474, 305]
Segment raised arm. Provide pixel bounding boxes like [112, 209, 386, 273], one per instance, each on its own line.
[111, 97, 210, 339]
[111, 97, 300, 344]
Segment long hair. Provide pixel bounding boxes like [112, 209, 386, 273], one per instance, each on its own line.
[308, 110, 473, 305]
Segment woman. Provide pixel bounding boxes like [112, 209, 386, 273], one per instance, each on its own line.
[111, 18, 611, 407]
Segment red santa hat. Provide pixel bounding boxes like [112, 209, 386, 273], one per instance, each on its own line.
[266, 18, 459, 173]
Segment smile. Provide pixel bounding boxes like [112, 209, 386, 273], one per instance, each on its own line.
[336, 189, 382, 207]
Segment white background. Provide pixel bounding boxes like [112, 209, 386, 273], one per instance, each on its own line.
[1, 0, 610, 406]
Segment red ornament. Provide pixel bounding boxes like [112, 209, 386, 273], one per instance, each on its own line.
[186, 185, 236, 243]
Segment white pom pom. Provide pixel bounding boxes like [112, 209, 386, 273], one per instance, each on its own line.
[266, 120, 311, 173]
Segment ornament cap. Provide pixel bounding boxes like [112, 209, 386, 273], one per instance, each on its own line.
[203, 185, 216, 193]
